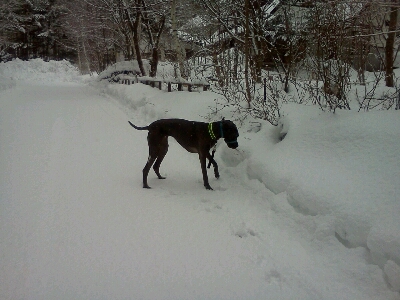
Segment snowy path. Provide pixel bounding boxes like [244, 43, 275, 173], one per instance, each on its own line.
[1, 81, 397, 299]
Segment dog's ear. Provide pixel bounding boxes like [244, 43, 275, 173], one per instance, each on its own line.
[221, 117, 225, 121]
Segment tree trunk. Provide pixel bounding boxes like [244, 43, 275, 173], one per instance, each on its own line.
[142, 1, 165, 78]
[134, 2, 146, 76]
[385, 2, 397, 87]
[150, 47, 158, 77]
[171, 0, 185, 78]
[244, 0, 252, 107]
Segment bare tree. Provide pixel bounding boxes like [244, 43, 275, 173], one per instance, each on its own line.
[243, 0, 252, 107]
[123, 0, 147, 75]
[198, 0, 261, 106]
[302, 0, 363, 111]
[170, 0, 186, 78]
[78, 0, 149, 74]
[141, 0, 168, 77]
[361, 1, 400, 87]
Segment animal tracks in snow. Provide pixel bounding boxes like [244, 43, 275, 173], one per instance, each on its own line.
[231, 222, 258, 239]
[199, 198, 227, 213]
[265, 268, 284, 285]
[195, 194, 255, 240]
[197, 197, 260, 239]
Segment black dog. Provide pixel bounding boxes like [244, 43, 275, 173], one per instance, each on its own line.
[128, 119, 239, 190]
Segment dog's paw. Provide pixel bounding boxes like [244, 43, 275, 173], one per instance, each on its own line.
[204, 184, 213, 190]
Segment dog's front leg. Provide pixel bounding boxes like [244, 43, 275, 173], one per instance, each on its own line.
[207, 153, 219, 179]
[199, 151, 212, 190]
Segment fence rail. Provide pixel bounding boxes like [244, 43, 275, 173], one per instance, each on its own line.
[116, 75, 210, 92]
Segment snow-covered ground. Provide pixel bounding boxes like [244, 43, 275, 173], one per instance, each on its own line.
[1, 59, 399, 299]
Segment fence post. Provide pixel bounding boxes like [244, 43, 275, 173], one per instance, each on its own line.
[264, 78, 267, 103]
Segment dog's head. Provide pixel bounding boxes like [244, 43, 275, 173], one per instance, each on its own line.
[221, 120, 239, 149]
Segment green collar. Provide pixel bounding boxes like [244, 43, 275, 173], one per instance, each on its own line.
[208, 122, 216, 140]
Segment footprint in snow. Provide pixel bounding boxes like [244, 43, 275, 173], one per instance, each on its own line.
[265, 269, 283, 284]
[204, 204, 223, 213]
[232, 222, 257, 238]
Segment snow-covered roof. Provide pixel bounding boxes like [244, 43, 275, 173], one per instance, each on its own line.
[97, 60, 151, 81]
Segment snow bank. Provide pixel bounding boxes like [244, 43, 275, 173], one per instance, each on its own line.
[96, 79, 220, 123]
[0, 58, 80, 83]
[99, 77, 400, 270]
[101, 78, 400, 290]
[260, 104, 400, 290]
[0, 75, 15, 92]
[86, 53, 400, 290]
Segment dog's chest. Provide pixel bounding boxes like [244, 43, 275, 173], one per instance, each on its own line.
[174, 138, 198, 153]
[184, 146, 198, 153]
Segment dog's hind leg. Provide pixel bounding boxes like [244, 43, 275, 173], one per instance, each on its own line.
[153, 136, 168, 179]
[143, 154, 157, 188]
[142, 132, 161, 188]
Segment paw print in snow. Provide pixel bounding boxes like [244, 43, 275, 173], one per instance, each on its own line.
[232, 222, 257, 238]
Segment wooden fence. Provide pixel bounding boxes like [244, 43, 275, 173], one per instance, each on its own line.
[116, 75, 210, 92]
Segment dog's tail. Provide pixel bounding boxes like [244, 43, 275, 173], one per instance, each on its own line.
[128, 121, 149, 130]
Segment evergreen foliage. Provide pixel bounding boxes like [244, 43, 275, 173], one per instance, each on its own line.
[0, 0, 75, 62]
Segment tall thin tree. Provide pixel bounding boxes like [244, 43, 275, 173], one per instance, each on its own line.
[385, 2, 398, 87]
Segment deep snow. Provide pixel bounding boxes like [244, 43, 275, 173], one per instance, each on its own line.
[1, 59, 399, 299]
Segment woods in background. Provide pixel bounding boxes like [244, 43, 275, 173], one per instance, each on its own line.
[1, 0, 399, 116]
